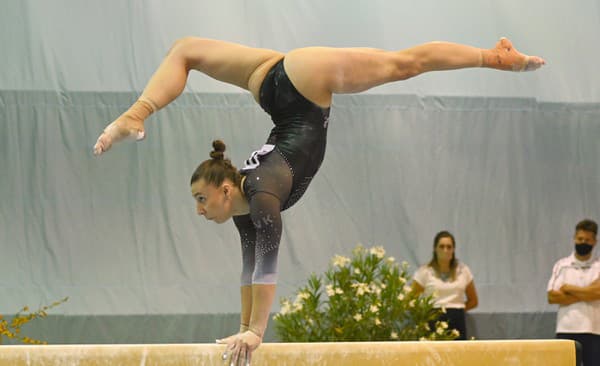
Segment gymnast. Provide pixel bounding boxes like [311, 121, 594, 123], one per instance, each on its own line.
[93, 37, 544, 365]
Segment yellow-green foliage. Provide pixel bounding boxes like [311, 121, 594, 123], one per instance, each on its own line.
[0, 297, 68, 345]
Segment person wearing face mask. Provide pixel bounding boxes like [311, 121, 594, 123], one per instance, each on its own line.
[412, 231, 478, 340]
[547, 219, 600, 366]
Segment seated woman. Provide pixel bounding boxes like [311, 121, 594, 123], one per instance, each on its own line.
[412, 230, 479, 340]
[94, 37, 541, 364]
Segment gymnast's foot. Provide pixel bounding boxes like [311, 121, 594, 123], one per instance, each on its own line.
[483, 37, 546, 72]
[93, 115, 145, 155]
[93, 99, 155, 155]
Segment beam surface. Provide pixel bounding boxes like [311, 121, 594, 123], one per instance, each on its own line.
[0, 340, 575, 366]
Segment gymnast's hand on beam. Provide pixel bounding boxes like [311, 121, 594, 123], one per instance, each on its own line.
[217, 330, 261, 366]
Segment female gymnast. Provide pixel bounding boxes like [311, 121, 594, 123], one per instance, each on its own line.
[93, 37, 544, 365]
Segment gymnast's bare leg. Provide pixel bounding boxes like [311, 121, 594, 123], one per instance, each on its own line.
[92, 37, 544, 155]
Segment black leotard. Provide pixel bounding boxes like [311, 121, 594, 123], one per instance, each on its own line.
[234, 59, 330, 285]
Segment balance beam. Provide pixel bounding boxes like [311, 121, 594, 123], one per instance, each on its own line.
[0, 340, 576, 366]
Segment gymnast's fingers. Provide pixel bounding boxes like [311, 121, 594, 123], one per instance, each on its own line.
[245, 348, 251, 366]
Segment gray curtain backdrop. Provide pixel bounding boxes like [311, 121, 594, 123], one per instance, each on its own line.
[1, 0, 599, 343]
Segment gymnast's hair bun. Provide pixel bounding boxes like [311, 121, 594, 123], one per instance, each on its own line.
[210, 139, 226, 160]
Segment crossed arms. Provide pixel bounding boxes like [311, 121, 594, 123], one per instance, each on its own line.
[548, 277, 600, 305]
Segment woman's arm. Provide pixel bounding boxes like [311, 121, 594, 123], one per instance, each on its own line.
[244, 192, 283, 337]
[233, 214, 258, 332]
[464, 280, 478, 311]
[219, 192, 284, 365]
[411, 281, 425, 296]
[239, 286, 252, 332]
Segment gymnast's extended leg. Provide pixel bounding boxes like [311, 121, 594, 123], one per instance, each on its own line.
[283, 37, 545, 107]
[93, 37, 283, 155]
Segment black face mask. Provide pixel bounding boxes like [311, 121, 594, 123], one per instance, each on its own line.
[575, 243, 594, 256]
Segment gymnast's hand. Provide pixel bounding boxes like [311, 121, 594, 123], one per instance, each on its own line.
[217, 330, 261, 366]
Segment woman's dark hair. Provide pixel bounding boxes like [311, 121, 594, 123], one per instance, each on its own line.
[428, 230, 458, 281]
[190, 140, 241, 187]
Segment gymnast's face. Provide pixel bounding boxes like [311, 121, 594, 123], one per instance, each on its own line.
[191, 179, 233, 224]
[435, 237, 455, 263]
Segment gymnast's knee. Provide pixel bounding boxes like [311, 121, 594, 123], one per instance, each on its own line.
[392, 53, 423, 81]
[167, 37, 202, 54]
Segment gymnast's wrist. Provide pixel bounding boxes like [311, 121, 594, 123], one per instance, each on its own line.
[239, 323, 249, 333]
[247, 325, 264, 339]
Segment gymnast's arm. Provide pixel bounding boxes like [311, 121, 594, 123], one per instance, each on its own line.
[219, 192, 283, 364]
[243, 192, 283, 339]
[233, 214, 257, 333]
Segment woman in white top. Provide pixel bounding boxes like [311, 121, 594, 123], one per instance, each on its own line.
[412, 231, 478, 340]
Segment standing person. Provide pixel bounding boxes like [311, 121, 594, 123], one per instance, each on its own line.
[412, 231, 478, 340]
[548, 219, 600, 366]
[93, 37, 543, 365]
